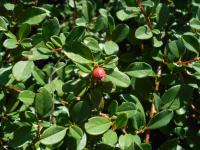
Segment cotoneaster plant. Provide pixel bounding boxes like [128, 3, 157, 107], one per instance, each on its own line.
[0, 0, 200, 150]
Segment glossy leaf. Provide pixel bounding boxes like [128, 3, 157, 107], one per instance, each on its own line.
[35, 87, 53, 117]
[104, 41, 119, 55]
[3, 38, 18, 49]
[147, 110, 174, 129]
[135, 25, 152, 40]
[85, 116, 112, 135]
[182, 33, 199, 53]
[125, 62, 154, 78]
[112, 24, 129, 42]
[18, 90, 35, 106]
[19, 7, 48, 25]
[102, 130, 118, 146]
[42, 17, 60, 41]
[12, 61, 34, 81]
[161, 85, 193, 110]
[106, 68, 131, 88]
[63, 42, 94, 64]
[0, 16, 7, 31]
[40, 126, 67, 145]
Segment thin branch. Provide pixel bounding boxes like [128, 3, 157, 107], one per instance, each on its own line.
[145, 65, 161, 144]
[0, 84, 21, 94]
[73, 0, 78, 21]
[136, 0, 154, 30]
[176, 57, 200, 65]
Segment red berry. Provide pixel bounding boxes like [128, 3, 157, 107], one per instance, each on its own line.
[92, 67, 106, 80]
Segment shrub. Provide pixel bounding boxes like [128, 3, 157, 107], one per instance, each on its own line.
[0, 0, 200, 149]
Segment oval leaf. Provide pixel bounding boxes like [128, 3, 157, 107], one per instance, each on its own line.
[125, 62, 154, 78]
[102, 129, 118, 146]
[63, 42, 94, 64]
[40, 126, 66, 145]
[12, 61, 34, 81]
[106, 68, 131, 88]
[35, 87, 53, 117]
[104, 41, 119, 55]
[84, 116, 112, 135]
[147, 110, 174, 130]
[112, 24, 129, 42]
[182, 33, 199, 53]
[18, 90, 35, 106]
[135, 25, 152, 40]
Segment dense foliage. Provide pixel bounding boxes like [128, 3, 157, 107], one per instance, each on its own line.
[0, 0, 200, 149]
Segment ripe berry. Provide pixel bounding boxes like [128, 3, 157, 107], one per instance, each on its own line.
[92, 67, 106, 80]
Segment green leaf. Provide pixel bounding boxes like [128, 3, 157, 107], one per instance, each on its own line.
[32, 66, 46, 85]
[120, 94, 145, 118]
[20, 38, 32, 48]
[82, 0, 94, 21]
[147, 109, 174, 129]
[106, 68, 131, 88]
[112, 24, 129, 42]
[135, 25, 153, 40]
[50, 80, 64, 96]
[85, 116, 112, 135]
[68, 125, 87, 150]
[0, 16, 8, 31]
[3, 38, 18, 49]
[50, 35, 63, 48]
[9, 125, 33, 148]
[23, 48, 51, 61]
[182, 33, 199, 53]
[115, 113, 128, 129]
[190, 18, 200, 30]
[84, 37, 101, 52]
[19, 7, 48, 25]
[63, 42, 94, 64]
[120, 95, 146, 129]
[12, 61, 34, 81]
[42, 17, 60, 41]
[125, 62, 154, 78]
[161, 85, 193, 110]
[166, 39, 185, 58]
[153, 36, 163, 48]
[102, 130, 118, 146]
[140, 143, 152, 150]
[18, 23, 31, 41]
[0, 66, 12, 84]
[4, 3, 15, 11]
[18, 90, 35, 106]
[69, 125, 84, 141]
[116, 7, 140, 21]
[35, 87, 53, 117]
[156, 3, 169, 28]
[158, 138, 180, 150]
[62, 79, 87, 96]
[40, 126, 67, 145]
[119, 134, 141, 150]
[104, 41, 119, 55]
[131, 111, 145, 130]
[66, 26, 85, 42]
[108, 100, 118, 116]
[70, 101, 90, 123]
[117, 102, 137, 118]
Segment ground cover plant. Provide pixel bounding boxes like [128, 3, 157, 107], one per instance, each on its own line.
[0, 0, 200, 149]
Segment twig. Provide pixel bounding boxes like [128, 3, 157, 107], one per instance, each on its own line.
[176, 57, 200, 65]
[0, 84, 21, 94]
[145, 65, 161, 144]
[52, 48, 62, 52]
[73, 0, 78, 21]
[136, 0, 154, 30]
